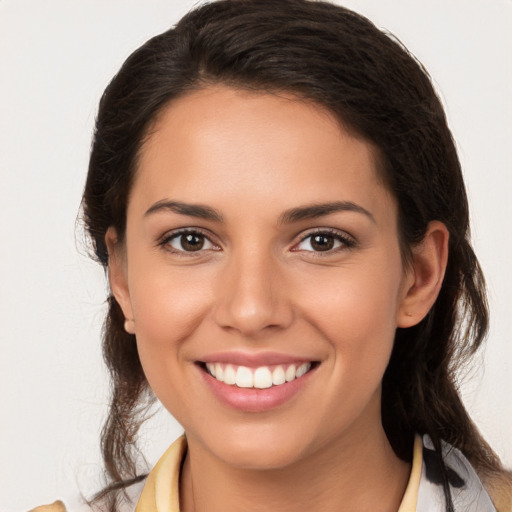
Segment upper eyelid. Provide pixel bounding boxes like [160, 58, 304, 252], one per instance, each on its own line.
[159, 227, 217, 243]
[291, 228, 357, 253]
[157, 228, 221, 254]
[294, 227, 355, 243]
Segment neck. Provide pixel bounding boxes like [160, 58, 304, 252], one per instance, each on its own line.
[180, 421, 410, 512]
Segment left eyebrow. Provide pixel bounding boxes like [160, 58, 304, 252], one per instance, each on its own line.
[278, 201, 376, 224]
[144, 200, 224, 222]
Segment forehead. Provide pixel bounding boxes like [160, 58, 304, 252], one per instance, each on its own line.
[132, 85, 393, 220]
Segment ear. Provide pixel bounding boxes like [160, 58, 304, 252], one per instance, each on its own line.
[397, 221, 449, 328]
[105, 227, 135, 334]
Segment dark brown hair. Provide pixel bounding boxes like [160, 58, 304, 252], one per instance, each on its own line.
[83, 0, 505, 509]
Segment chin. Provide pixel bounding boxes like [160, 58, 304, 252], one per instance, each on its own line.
[202, 424, 319, 471]
[221, 444, 305, 471]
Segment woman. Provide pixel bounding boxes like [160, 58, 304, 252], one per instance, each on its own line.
[33, 0, 511, 510]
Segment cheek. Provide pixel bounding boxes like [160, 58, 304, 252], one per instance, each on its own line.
[127, 261, 214, 377]
[130, 260, 212, 329]
[304, 260, 401, 326]
[128, 266, 217, 420]
[298, 257, 403, 374]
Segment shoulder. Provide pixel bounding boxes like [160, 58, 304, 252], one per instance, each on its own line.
[419, 435, 499, 511]
[30, 502, 67, 512]
[483, 472, 512, 512]
[29, 501, 91, 512]
[419, 435, 512, 512]
[30, 479, 146, 512]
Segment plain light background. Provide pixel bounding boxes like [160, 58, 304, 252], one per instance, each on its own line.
[1, 1, 511, 510]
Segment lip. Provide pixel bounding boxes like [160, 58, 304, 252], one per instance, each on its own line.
[198, 351, 313, 367]
[196, 353, 319, 412]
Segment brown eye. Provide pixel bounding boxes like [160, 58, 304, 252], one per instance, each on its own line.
[294, 231, 354, 253]
[310, 234, 335, 251]
[167, 231, 215, 252]
[180, 233, 204, 251]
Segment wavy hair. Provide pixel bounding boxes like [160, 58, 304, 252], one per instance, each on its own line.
[82, 1, 505, 509]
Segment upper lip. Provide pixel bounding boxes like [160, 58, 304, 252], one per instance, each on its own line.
[198, 351, 318, 367]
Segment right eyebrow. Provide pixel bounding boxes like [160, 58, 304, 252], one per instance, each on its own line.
[144, 200, 224, 222]
[278, 201, 376, 225]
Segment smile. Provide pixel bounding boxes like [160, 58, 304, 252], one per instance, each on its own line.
[205, 362, 313, 389]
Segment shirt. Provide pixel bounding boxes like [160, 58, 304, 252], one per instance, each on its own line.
[134, 434, 496, 512]
[31, 434, 498, 512]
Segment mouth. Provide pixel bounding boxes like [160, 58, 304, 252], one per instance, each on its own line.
[198, 361, 318, 389]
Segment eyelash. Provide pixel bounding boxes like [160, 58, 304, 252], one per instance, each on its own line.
[157, 228, 220, 257]
[292, 228, 356, 256]
[157, 227, 356, 256]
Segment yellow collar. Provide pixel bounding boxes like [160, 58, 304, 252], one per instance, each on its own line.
[398, 434, 422, 512]
[135, 435, 186, 512]
[136, 435, 422, 512]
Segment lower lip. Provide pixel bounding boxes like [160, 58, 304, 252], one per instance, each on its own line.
[198, 365, 317, 412]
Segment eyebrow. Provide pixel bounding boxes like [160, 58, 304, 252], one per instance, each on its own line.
[144, 200, 224, 222]
[144, 199, 375, 224]
[278, 201, 376, 225]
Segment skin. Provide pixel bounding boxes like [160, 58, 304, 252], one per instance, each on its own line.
[107, 85, 448, 511]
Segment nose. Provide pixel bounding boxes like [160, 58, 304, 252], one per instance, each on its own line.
[212, 249, 294, 338]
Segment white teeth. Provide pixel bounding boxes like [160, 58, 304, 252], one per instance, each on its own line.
[272, 366, 286, 385]
[285, 365, 296, 382]
[235, 366, 253, 388]
[206, 362, 313, 388]
[296, 362, 311, 378]
[206, 363, 215, 376]
[224, 364, 236, 385]
[254, 367, 273, 389]
[215, 363, 224, 382]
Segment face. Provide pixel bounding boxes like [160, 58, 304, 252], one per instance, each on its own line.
[110, 85, 415, 470]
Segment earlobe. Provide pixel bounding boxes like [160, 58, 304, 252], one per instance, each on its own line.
[105, 227, 135, 332]
[397, 221, 449, 328]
